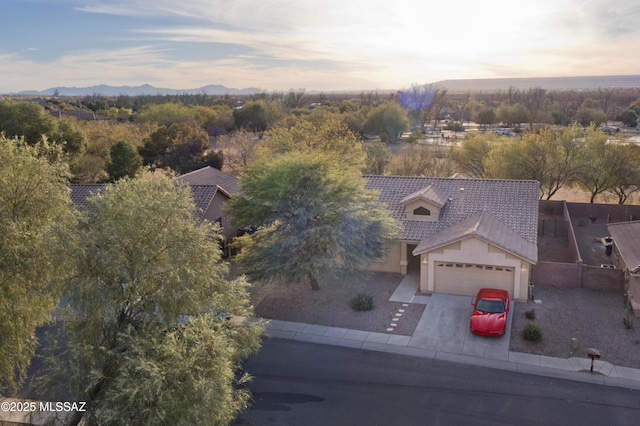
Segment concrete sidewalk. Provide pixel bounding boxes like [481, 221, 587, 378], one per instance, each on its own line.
[264, 273, 640, 391]
[264, 319, 640, 391]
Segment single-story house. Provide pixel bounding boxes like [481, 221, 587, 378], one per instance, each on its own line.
[174, 166, 240, 242]
[366, 176, 539, 302]
[606, 221, 640, 315]
[71, 166, 240, 254]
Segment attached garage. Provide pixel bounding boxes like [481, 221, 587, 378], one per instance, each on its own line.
[433, 262, 515, 296]
[414, 211, 538, 301]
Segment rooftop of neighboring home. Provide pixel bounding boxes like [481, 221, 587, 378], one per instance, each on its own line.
[69, 184, 220, 220]
[175, 166, 240, 196]
[70, 167, 238, 220]
[365, 176, 539, 257]
[607, 221, 640, 273]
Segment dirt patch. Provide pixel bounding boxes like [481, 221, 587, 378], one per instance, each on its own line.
[250, 272, 425, 336]
[509, 286, 640, 368]
[538, 237, 574, 263]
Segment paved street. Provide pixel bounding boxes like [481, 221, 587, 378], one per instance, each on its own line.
[237, 339, 640, 426]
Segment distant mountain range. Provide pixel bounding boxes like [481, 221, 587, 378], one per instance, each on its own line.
[13, 83, 262, 97]
[8, 75, 640, 97]
[436, 75, 640, 92]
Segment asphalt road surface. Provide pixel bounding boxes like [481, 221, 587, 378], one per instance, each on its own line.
[236, 339, 640, 426]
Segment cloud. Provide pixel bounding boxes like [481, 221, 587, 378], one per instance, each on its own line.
[573, 0, 640, 37]
[3, 0, 639, 92]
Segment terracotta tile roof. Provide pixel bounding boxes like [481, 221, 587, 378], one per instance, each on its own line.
[413, 211, 538, 262]
[607, 221, 640, 273]
[365, 175, 539, 254]
[175, 166, 240, 195]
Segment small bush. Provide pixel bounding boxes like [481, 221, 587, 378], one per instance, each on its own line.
[524, 309, 536, 320]
[522, 323, 542, 341]
[444, 121, 465, 132]
[351, 293, 374, 311]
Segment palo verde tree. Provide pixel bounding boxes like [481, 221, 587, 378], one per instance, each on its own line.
[451, 133, 493, 178]
[575, 126, 633, 203]
[34, 172, 263, 425]
[606, 143, 640, 204]
[0, 136, 73, 395]
[364, 139, 393, 175]
[259, 115, 366, 169]
[227, 152, 400, 290]
[484, 126, 583, 200]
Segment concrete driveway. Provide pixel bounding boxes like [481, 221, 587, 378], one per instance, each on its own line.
[408, 293, 513, 361]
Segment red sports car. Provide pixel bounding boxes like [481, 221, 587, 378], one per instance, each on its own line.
[470, 288, 510, 336]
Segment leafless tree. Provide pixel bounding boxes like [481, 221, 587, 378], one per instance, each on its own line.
[451, 91, 472, 124]
[360, 90, 380, 107]
[597, 88, 616, 125]
[430, 86, 450, 130]
[552, 90, 584, 125]
[216, 130, 260, 176]
[523, 87, 547, 128]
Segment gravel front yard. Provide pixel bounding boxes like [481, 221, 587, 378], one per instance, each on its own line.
[509, 285, 640, 369]
[250, 272, 424, 337]
[249, 270, 640, 369]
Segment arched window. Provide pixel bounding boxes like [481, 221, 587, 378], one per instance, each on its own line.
[413, 206, 431, 216]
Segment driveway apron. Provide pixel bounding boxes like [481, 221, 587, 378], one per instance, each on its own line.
[409, 293, 513, 361]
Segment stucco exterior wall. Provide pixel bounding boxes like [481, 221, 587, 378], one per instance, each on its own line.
[202, 192, 235, 239]
[369, 241, 402, 274]
[403, 199, 440, 222]
[419, 237, 530, 301]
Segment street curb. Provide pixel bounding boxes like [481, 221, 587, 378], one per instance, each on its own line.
[264, 319, 640, 391]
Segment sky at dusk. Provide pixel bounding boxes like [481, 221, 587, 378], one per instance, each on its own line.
[1, 0, 639, 93]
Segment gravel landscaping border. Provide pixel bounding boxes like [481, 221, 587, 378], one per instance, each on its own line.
[509, 285, 640, 369]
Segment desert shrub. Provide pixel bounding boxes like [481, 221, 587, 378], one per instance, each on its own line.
[525, 309, 536, 320]
[351, 293, 374, 311]
[522, 323, 542, 341]
[444, 121, 465, 132]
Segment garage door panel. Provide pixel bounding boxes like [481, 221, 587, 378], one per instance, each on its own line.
[434, 262, 513, 296]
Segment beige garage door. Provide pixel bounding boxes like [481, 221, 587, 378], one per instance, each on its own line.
[434, 262, 514, 297]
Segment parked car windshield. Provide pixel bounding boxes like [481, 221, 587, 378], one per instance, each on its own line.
[476, 298, 505, 313]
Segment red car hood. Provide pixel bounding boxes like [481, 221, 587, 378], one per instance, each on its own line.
[470, 311, 506, 335]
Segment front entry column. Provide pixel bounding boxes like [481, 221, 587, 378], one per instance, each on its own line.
[400, 242, 408, 275]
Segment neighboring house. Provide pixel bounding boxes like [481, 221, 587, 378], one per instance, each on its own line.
[366, 176, 539, 302]
[606, 221, 640, 315]
[175, 166, 240, 242]
[70, 166, 240, 254]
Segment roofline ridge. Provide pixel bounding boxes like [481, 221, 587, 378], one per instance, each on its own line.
[177, 165, 215, 178]
[363, 175, 540, 184]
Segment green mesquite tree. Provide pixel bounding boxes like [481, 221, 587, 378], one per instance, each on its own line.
[227, 152, 400, 290]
